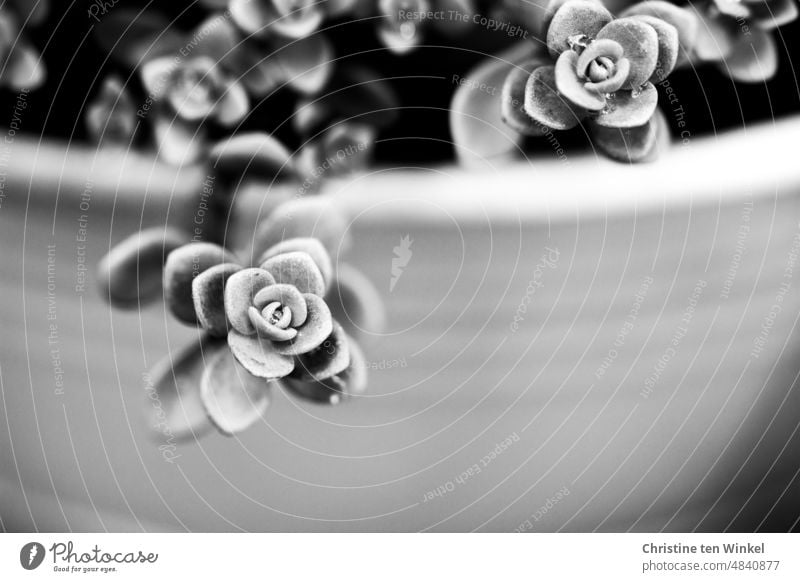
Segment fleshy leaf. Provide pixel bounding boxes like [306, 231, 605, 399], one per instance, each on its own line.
[145, 335, 224, 441]
[93, 9, 184, 68]
[259, 238, 333, 289]
[431, 0, 476, 36]
[230, 0, 324, 39]
[555, 51, 606, 111]
[163, 57, 222, 122]
[547, 0, 613, 57]
[236, 47, 284, 97]
[582, 58, 630, 95]
[4, 43, 45, 90]
[192, 263, 243, 336]
[261, 251, 325, 297]
[201, 348, 272, 435]
[215, 81, 250, 127]
[98, 227, 189, 308]
[377, 0, 426, 54]
[590, 113, 658, 163]
[641, 107, 671, 162]
[272, 2, 325, 39]
[209, 132, 295, 180]
[449, 41, 534, 167]
[153, 109, 207, 166]
[630, 15, 678, 83]
[718, 28, 778, 83]
[691, 10, 737, 62]
[326, 0, 360, 17]
[86, 75, 137, 146]
[140, 56, 176, 101]
[575, 38, 623, 75]
[620, 1, 697, 66]
[524, 65, 585, 130]
[248, 306, 298, 341]
[252, 197, 350, 259]
[293, 98, 333, 137]
[596, 18, 659, 89]
[542, 0, 602, 37]
[281, 332, 366, 404]
[253, 283, 308, 326]
[296, 122, 375, 184]
[748, 0, 799, 30]
[229, 0, 273, 36]
[228, 330, 296, 379]
[164, 242, 229, 324]
[290, 322, 351, 382]
[592, 82, 657, 128]
[272, 293, 333, 356]
[224, 267, 276, 335]
[326, 264, 386, 338]
[192, 14, 242, 64]
[11, 0, 49, 25]
[501, 59, 548, 136]
[319, 122, 376, 175]
[274, 34, 334, 95]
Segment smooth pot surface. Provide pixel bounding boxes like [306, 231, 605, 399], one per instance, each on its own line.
[2, 120, 800, 532]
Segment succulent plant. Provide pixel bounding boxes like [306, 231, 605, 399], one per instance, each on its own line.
[92, 7, 339, 164]
[688, 0, 797, 82]
[98, 196, 382, 439]
[141, 54, 250, 127]
[495, 0, 695, 162]
[377, 0, 476, 53]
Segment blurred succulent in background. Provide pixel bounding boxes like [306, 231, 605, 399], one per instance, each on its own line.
[229, 0, 328, 38]
[92, 6, 339, 165]
[688, 0, 797, 82]
[295, 122, 377, 192]
[98, 195, 383, 439]
[0, 0, 47, 90]
[85, 76, 138, 147]
[377, 0, 476, 53]
[141, 54, 249, 127]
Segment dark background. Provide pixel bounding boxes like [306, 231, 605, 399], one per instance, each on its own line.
[8, 0, 800, 163]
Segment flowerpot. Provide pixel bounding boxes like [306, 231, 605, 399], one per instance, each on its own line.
[2, 117, 800, 532]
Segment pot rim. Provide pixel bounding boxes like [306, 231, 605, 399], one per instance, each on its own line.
[9, 116, 799, 223]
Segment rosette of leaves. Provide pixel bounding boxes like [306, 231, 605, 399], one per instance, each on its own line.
[0, 0, 48, 90]
[93, 8, 336, 165]
[160, 237, 367, 435]
[98, 197, 382, 439]
[377, 0, 477, 53]
[497, 0, 694, 162]
[685, 0, 797, 82]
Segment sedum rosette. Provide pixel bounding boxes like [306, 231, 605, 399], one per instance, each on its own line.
[499, 0, 693, 162]
[98, 197, 383, 439]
